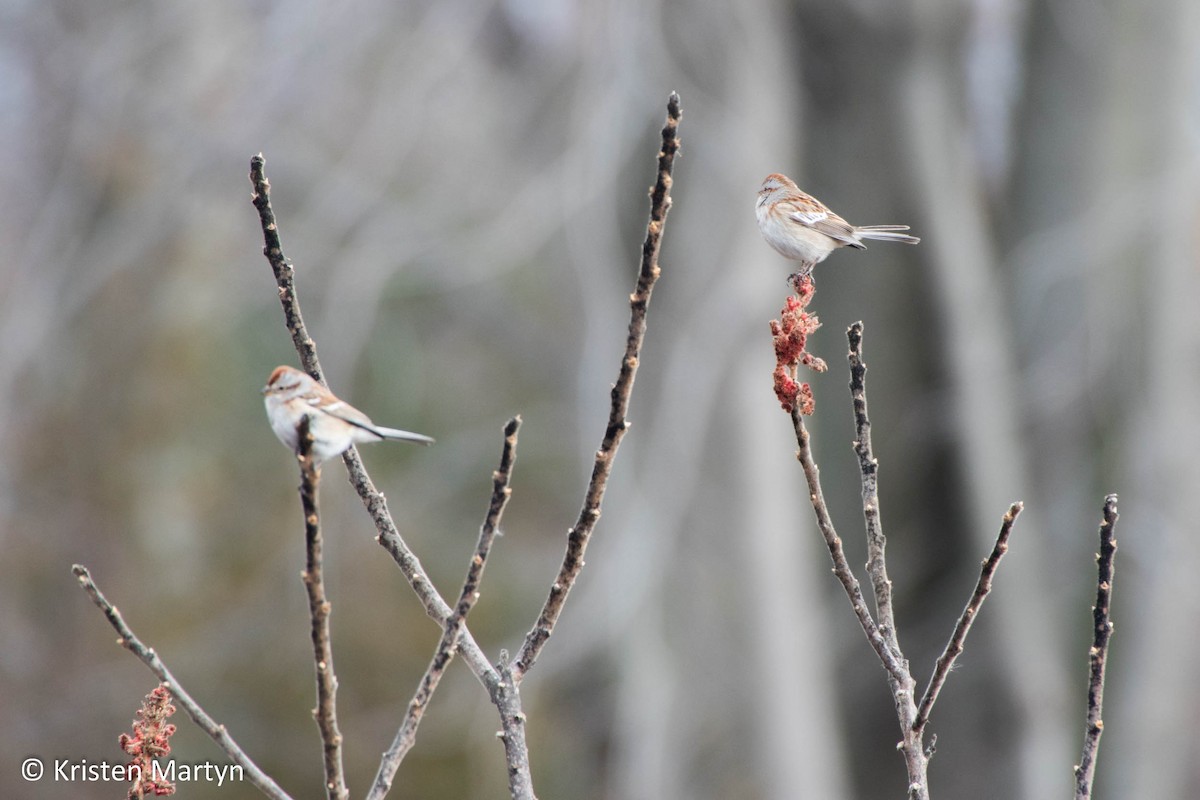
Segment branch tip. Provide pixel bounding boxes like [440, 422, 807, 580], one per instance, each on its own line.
[914, 502, 1020, 733]
[514, 93, 680, 680]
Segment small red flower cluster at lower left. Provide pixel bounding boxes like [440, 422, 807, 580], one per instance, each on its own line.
[119, 684, 177, 798]
[769, 276, 827, 414]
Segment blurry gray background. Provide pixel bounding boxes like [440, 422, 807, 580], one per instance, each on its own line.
[3, 0, 1199, 798]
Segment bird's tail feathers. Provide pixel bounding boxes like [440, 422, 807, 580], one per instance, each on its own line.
[376, 426, 436, 445]
[857, 225, 920, 245]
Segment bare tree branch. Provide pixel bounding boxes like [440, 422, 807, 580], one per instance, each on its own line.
[784, 319, 1031, 797]
[252, 150, 540, 796]
[250, 152, 532, 794]
[789, 397, 929, 800]
[252, 151, 528, 797]
[789, 374, 934, 799]
[789, 322, 1006, 797]
[914, 501, 1023, 735]
[252, 91, 682, 797]
[788, 406, 905, 682]
[847, 321, 901, 658]
[296, 418, 349, 800]
[250, 155, 324, 382]
[513, 91, 681, 681]
[368, 416, 522, 800]
[492, 655, 536, 800]
[72, 565, 294, 800]
[1074, 493, 1119, 800]
[249, 155, 497, 684]
[349, 452, 498, 679]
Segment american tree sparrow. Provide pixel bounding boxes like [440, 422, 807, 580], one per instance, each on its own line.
[263, 365, 434, 464]
[756, 173, 919, 275]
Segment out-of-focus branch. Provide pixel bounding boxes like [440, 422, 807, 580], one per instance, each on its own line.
[296, 419, 348, 800]
[72, 565, 294, 800]
[367, 417, 522, 800]
[1074, 493, 1119, 800]
[513, 91, 681, 682]
[914, 501, 1023, 735]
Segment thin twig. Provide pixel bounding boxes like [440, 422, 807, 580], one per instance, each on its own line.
[513, 91, 681, 681]
[847, 322, 900, 659]
[367, 417, 522, 800]
[297, 419, 349, 800]
[249, 155, 324, 382]
[249, 155, 496, 685]
[1074, 493, 1119, 800]
[789, 407, 906, 682]
[457, 416, 521, 618]
[914, 501, 1023, 734]
[348, 450, 497, 679]
[72, 565, 294, 800]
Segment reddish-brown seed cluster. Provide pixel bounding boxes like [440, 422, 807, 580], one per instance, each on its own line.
[119, 684, 177, 798]
[769, 277, 827, 414]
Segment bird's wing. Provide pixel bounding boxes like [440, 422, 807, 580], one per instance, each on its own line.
[309, 395, 431, 444]
[309, 397, 382, 436]
[788, 207, 860, 246]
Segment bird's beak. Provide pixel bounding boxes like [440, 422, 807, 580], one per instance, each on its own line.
[260, 385, 270, 396]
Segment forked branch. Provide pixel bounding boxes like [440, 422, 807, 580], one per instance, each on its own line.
[249, 156, 495, 685]
[789, 406, 905, 682]
[251, 91, 683, 799]
[779, 320, 1027, 800]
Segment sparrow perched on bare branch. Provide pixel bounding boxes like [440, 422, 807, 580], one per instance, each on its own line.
[263, 365, 433, 464]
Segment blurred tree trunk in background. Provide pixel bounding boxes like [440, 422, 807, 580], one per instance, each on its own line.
[900, 3, 1069, 797]
[1007, 0, 1200, 796]
[1095, 2, 1200, 798]
[2, 0, 1199, 798]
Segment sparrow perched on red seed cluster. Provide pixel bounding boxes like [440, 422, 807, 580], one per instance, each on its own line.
[263, 365, 433, 464]
[756, 173, 919, 275]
